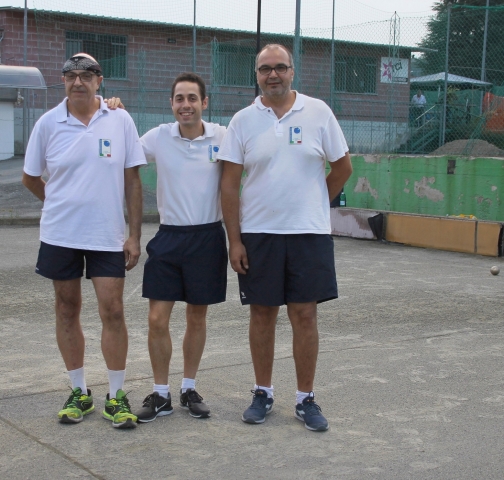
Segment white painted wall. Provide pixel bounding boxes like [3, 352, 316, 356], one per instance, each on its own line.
[0, 102, 14, 160]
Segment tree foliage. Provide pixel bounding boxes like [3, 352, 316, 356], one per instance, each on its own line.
[418, 0, 504, 85]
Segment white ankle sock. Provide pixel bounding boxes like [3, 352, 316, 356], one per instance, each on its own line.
[154, 384, 170, 399]
[255, 384, 274, 399]
[68, 367, 87, 393]
[108, 369, 126, 398]
[296, 390, 312, 405]
[181, 378, 196, 394]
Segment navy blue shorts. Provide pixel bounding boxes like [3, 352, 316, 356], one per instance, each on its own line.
[142, 221, 228, 305]
[36, 242, 126, 280]
[238, 233, 338, 306]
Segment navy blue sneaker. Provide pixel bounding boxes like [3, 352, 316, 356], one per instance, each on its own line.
[295, 392, 329, 431]
[242, 389, 274, 424]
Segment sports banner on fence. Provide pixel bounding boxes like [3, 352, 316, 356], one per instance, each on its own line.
[381, 57, 409, 84]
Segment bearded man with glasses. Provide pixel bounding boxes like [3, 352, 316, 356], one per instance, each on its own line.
[219, 44, 353, 431]
[22, 53, 147, 429]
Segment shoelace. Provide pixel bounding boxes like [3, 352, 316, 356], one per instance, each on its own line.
[116, 392, 133, 412]
[142, 393, 157, 407]
[302, 399, 322, 416]
[186, 390, 203, 404]
[64, 388, 82, 408]
[250, 390, 269, 409]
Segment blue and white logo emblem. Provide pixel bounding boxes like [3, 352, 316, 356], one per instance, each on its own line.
[289, 127, 302, 144]
[208, 145, 220, 162]
[99, 139, 112, 157]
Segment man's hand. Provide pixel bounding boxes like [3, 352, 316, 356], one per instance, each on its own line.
[229, 241, 249, 275]
[123, 236, 141, 271]
[104, 97, 125, 110]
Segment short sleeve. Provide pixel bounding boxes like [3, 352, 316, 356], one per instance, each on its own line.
[322, 113, 349, 163]
[123, 113, 147, 168]
[215, 121, 244, 165]
[140, 127, 160, 163]
[23, 119, 47, 177]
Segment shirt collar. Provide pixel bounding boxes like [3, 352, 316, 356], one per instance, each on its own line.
[170, 120, 215, 140]
[56, 95, 108, 123]
[254, 91, 304, 111]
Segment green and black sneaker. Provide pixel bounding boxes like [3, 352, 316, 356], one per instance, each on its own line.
[58, 387, 95, 424]
[103, 389, 137, 429]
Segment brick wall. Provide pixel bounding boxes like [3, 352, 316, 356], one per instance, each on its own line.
[1, 9, 411, 118]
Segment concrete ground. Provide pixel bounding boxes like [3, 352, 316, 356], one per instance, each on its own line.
[1, 223, 504, 479]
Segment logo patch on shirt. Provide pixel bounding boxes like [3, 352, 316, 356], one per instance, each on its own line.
[289, 127, 302, 144]
[99, 139, 112, 157]
[208, 145, 220, 163]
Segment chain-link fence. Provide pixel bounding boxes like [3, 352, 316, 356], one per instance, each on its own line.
[407, 3, 504, 157]
[4, 1, 502, 157]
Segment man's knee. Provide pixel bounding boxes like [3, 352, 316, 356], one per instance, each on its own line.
[288, 303, 317, 330]
[54, 281, 82, 319]
[99, 298, 125, 327]
[251, 304, 278, 321]
[186, 317, 206, 333]
[148, 310, 169, 334]
[186, 305, 207, 328]
[55, 295, 81, 311]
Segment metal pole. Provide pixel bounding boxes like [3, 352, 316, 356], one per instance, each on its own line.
[330, 0, 335, 111]
[23, 0, 27, 65]
[441, 4, 451, 147]
[481, 0, 489, 82]
[293, 0, 301, 91]
[23, 0, 28, 152]
[192, 0, 196, 72]
[255, 0, 261, 98]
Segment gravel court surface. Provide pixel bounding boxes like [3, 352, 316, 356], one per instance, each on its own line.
[1, 224, 504, 479]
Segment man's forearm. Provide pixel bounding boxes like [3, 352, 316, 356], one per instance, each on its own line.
[326, 152, 353, 202]
[221, 188, 242, 244]
[22, 173, 46, 202]
[124, 167, 143, 239]
[220, 162, 244, 244]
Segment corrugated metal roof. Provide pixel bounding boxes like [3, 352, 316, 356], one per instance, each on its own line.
[411, 72, 492, 88]
[0, 65, 46, 89]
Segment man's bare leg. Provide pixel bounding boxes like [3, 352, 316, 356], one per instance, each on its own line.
[93, 276, 137, 428]
[287, 302, 318, 393]
[134, 299, 175, 423]
[54, 278, 93, 423]
[54, 278, 84, 371]
[180, 304, 211, 418]
[288, 301, 328, 431]
[92, 277, 127, 371]
[148, 299, 175, 385]
[242, 304, 278, 424]
[249, 304, 279, 387]
[183, 304, 207, 379]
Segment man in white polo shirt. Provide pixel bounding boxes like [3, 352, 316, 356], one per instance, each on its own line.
[132, 73, 228, 423]
[218, 44, 353, 431]
[22, 53, 146, 429]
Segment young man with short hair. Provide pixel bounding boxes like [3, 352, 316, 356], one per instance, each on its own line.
[134, 73, 228, 422]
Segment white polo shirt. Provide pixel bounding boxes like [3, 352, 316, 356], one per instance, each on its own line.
[411, 94, 427, 106]
[140, 121, 226, 226]
[24, 96, 147, 251]
[217, 92, 348, 234]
